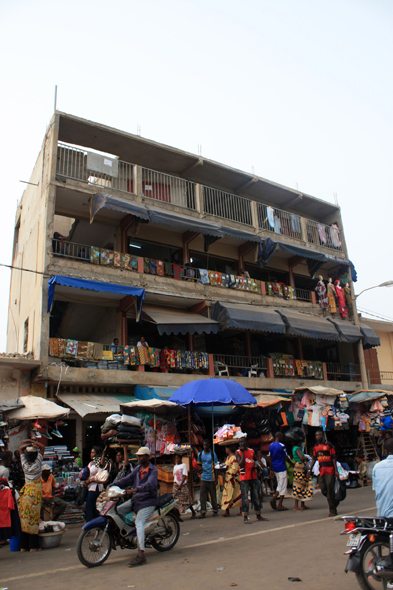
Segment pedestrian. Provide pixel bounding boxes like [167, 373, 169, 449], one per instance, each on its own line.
[292, 443, 313, 511]
[0, 451, 11, 481]
[372, 437, 393, 572]
[109, 445, 131, 485]
[81, 446, 109, 522]
[18, 439, 45, 552]
[268, 432, 293, 511]
[0, 477, 21, 547]
[41, 465, 67, 520]
[220, 444, 242, 517]
[197, 440, 219, 518]
[172, 454, 196, 518]
[255, 449, 269, 499]
[236, 439, 268, 524]
[114, 446, 159, 567]
[307, 430, 339, 517]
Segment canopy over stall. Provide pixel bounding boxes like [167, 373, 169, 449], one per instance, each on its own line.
[293, 385, 345, 397]
[276, 309, 340, 341]
[257, 238, 357, 281]
[5, 395, 70, 420]
[47, 275, 145, 320]
[56, 393, 134, 418]
[142, 305, 219, 336]
[327, 318, 362, 343]
[211, 301, 286, 334]
[359, 323, 381, 349]
[349, 390, 393, 404]
[134, 386, 177, 400]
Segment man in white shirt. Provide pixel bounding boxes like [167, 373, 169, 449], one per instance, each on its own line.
[373, 437, 393, 573]
[137, 337, 149, 348]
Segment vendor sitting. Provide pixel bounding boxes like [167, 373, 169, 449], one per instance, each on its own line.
[41, 465, 67, 521]
[73, 447, 83, 469]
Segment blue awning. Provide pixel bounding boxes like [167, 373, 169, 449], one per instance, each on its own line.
[359, 323, 381, 349]
[257, 238, 357, 281]
[47, 275, 145, 320]
[90, 193, 150, 223]
[134, 385, 178, 400]
[327, 318, 362, 343]
[212, 302, 286, 334]
[276, 309, 340, 341]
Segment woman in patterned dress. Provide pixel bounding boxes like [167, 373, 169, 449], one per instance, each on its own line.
[221, 444, 242, 517]
[18, 440, 45, 552]
[292, 444, 313, 511]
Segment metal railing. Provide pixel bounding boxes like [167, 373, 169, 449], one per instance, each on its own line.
[367, 370, 393, 384]
[52, 239, 91, 261]
[257, 203, 303, 241]
[305, 219, 343, 252]
[213, 354, 267, 373]
[57, 143, 134, 194]
[202, 186, 253, 226]
[295, 288, 312, 302]
[141, 168, 196, 210]
[326, 362, 361, 381]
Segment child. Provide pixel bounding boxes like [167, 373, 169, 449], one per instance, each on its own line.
[172, 454, 196, 518]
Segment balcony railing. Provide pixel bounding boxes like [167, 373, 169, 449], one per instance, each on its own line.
[295, 288, 312, 302]
[56, 143, 346, 255]
[257, 203, 303, 241]
[57, 143, 134, 194]
[367, 370, 393, 384]
[213, 354, 267, 374]
[305, 219, 343, 252]
[141, 167, 196, 210]
[326, 362, 360, 381]
[203, 186, 253, 226]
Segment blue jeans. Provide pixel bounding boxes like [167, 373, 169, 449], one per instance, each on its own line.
[240, 480, 261, 514]
[135, 505, 156, 551]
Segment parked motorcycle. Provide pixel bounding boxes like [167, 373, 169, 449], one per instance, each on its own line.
[341, 514, 393, 590]
[77, 487, 181, 567]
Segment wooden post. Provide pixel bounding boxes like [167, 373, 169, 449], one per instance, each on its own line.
[208, 354, 214, 375]
[187, 405, 194, 502]
[137, 256, 144, 273]
[245, 330, 252, 359]
[136, 364, 145, 372]
[297, 337, 304, 360]
[311, 292, 317, 304]
[266, 358, 274, 379]
[322, 362, 328, 381]
[260, 281, 266, 295]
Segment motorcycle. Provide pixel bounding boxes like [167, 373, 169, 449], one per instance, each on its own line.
[340, 514, 393, 590]
[77, 487, 181, 568]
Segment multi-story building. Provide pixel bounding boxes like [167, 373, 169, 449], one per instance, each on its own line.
[7, 111, 380, 452]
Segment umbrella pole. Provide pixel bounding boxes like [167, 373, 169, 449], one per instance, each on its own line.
[154, 413, 157, 465]
[211, 401, 214, 454]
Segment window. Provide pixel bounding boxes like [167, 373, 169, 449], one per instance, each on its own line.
[23, 318, 29, 353]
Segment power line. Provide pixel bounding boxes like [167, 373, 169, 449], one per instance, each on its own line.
[358, 306, 393, 322]
[358, 308, 393, 323]
[0, 262, 52, 277]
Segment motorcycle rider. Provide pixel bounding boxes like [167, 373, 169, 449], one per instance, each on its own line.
[113, 446, 159, 568]
[373, 436, 393, 574]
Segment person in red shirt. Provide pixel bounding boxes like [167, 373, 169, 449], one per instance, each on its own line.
[236, 439, 268, 524]
[308, 430, 339, 516]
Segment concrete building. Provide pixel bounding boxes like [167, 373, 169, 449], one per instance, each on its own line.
[6, 111, 380, 452]
[361, 318, 393, 389]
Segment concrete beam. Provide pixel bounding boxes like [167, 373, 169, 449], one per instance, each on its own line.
[180, 158, 203, 178]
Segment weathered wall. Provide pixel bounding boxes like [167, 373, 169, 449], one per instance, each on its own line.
[0, 366, 31, 399]
[55, 303, 117, 343]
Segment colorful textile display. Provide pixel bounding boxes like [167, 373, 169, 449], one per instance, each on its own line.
[100, 249, 114, 266]
[144, 258, 150, 273]
[164, 262, 173, 276]
[19, 479, 42, 535]
[65, 340, 78, 357]
[199, 269, 210, 284]
[137, 346, 149, 365]
[149, 259, 157, 275]
[49, 338, 59, 357]
[173, 264, 182, 280]
[93, 343, 104, 360]
[335, 281, 348, 318]
[327, 280, 337, 314]
[208, 271, 216, 285]
[113, 251, 121, 267]
[77, 341, 89, 358]
[123, 346, 140, 365]
[128, 255, 138, 271]
[315, 279, 329, 309]
[90, 247, 100, 264]
[148, 347, 160, 368]
[156, 260, 164, 276]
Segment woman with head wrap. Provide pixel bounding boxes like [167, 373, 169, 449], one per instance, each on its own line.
[18, 439, 45, 552]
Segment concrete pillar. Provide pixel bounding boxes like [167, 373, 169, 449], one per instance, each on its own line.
[297, 337, 304, 360]
[245, 330, 252, 359]
[322, 362, 328, 381]
[76, 415, 83, 454]
[136, 365, 145, 372]
[300, 217, 308, 244]
[195, 184, 203, 214]
[187, 334, 194, 352]
[311, 292, 317, 304]
[250, 201, 259, 232]
[135, 165, 143, 201]
[260, 281, 266, 295]
[350, 273, 368, 389]
[137, 256, 144, 273]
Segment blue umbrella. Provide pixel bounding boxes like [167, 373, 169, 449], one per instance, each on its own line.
[168, 378, 257, 406]
[169, 379, 256, 457]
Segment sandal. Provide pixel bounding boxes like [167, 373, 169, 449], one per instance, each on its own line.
[276, 506, 288, 511]
[128, 555, 147, 567]
[256, 516, 269, 521]
[244, 518, 252, 524]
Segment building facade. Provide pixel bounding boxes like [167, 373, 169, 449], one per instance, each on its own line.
[7, 111, 380, 451]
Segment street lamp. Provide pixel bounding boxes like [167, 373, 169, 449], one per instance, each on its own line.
[355, 280, 393, 299]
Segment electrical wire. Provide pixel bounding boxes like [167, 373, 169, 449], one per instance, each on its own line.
[0, 262, 52, 277]
[358, 309, 393, 323]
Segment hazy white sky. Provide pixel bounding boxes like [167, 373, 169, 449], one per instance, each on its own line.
[0, 0, 392, 351]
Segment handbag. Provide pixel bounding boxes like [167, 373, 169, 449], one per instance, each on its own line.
[95, 468, 110, 484]
[75, 484, 88, 506]
[260, 433, 274, 444]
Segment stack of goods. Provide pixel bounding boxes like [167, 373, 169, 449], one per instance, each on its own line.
[100, 413, 144, 445]
[353, 395, 393, 433]
[61, 503, 85, 524]
[241, 408, 274, 452]
[166, 443, 191, 454]
[213, 424, 244, 445]
[90, 247, 138, 272]
[123, 346, 209, 370]
[290, 390, 351, 431]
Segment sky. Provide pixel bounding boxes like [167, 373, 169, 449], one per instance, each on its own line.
[0, 0, 392, 351]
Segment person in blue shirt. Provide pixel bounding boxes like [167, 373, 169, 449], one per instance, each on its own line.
[373, 437, 393, 572]
[268, 432, 294, 511]
[197, 439, 219, 518]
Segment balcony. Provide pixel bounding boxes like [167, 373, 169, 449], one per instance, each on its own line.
[51, 238, 318, 307]
[56, 143, 345, 255]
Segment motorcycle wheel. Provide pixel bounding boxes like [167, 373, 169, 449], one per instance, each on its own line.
[355, 538, 391, 590]
[151, 513, 180, 552]
[77, 526, 112, 568]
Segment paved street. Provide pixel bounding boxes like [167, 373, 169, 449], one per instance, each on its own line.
[1, 485, 376, 590]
